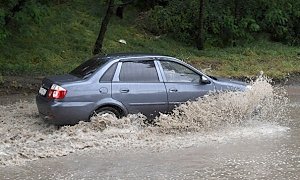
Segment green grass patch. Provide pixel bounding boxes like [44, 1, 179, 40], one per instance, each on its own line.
[0, 1, 299, 80]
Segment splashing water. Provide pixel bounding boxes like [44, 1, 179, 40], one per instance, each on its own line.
[154, 77, 290, 134]
[0, 78, 290, 166]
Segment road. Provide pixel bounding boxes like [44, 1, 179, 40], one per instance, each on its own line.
[0, 85, 299, 179]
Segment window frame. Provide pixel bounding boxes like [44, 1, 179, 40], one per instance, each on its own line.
[157, 59, 204, 84]
[112, 59, 163, 83]
[99, 62, 118, 83]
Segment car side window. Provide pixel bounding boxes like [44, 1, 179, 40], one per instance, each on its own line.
[100, 63, 117, 82]
[119, 61, 159, 82]
[160, 61, 200, 83]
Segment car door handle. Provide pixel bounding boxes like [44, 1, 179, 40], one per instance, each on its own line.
[169, 88, 178, 92]
[120, 89, 129, 93]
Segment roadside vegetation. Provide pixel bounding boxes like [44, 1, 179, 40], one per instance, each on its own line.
[0, 0, 299, 80]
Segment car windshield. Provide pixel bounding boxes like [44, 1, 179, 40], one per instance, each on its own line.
[70, 57, 107, 79]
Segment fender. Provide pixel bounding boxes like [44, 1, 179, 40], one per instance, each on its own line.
[92, 97, 128, 116]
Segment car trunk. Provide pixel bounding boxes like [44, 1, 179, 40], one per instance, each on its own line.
[38, 74, 81, 99]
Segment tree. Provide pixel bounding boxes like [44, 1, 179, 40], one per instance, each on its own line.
[93, 0, 115, 55]
[196, 0, 205, 50]
[93, 0, 133, 55]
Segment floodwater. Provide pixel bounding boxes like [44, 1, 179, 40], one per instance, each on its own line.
[0, 79, 299, 179]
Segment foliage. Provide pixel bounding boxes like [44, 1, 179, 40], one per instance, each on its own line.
[0, 74, 3, 84]
[0, 9, 9, 42]
[261, 1, 300, 45]
[0, 0, 299, 80]
[1, 0, 299, 46]
[134, 0, 169, 10]
[144, 0, 300, 46]
[144, 0, 197, 43]
[0, 0, 50, 43]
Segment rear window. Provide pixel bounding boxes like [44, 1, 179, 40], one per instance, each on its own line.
[70, 57, 107, 79]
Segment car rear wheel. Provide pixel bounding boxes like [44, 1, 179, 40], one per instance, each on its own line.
[90, 107, 121, 120]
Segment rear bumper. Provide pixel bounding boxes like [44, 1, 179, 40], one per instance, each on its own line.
[36, 95, 94, 125]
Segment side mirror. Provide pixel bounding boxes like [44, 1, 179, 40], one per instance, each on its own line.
[200, 76, 211, 84]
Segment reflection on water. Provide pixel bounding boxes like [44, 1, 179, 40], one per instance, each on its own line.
[0, 81, 299, 179]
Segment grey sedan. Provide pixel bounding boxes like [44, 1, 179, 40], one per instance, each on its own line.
[36, 53, 248, 125]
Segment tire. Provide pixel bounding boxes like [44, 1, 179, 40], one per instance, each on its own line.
[91, 107, 121, 120]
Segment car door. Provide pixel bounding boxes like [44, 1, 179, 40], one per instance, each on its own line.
[111, 59, 168, 117]
[158, 60, 215, 110]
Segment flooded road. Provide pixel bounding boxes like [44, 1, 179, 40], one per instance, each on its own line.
[0, 80, 299, 179]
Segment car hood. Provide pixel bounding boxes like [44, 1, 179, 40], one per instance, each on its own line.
[212, 77, 247, 91]
[215, 77, 247, 86]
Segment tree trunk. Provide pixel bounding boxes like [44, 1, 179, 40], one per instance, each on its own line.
[4, 0, 27, 25]
[234, 0, 241, 22]
[116, 0, 134, 19]
[116, 6, 124, 19]
[93, 0, 115, 55]
[196, 0, 205, 50]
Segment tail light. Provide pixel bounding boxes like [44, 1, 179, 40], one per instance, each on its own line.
[48, 84, 67, 99]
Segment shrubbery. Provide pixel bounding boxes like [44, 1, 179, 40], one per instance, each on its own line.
[1, 0, 299, 47]
[143, 0, 300, 46]
[145, 0, 197, 43]
[0, 0, 50, 43]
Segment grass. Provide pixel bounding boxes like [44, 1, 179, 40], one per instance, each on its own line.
[0, 1, 299, 80]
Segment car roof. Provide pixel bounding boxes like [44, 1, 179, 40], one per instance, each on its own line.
[97, 53, 173, 61]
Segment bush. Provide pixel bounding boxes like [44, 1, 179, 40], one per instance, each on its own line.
[145, 0, 197, 43]
[0, 0, 50, 43]
[262, 2, 300, 45]
[143, 0, 300, 47]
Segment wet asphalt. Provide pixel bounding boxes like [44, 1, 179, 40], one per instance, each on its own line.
[0, 86, 299, 180]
